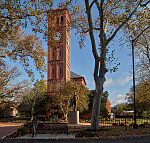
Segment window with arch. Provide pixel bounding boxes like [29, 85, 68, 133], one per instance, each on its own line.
[60, 50, 62, 56]
[61, 16, 63, 23]
[52, 68, 55, 74]
[57, 17, 59, 24]
[53, 50, 55, 57]
[60, 64, 63, 78]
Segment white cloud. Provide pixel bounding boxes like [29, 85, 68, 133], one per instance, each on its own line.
[104, 78, 114, 87]
[104, 75, 132, 88]
[111, 94, 127, 106]
[110, 90, 124, 94]
[118, 76, 132, 86]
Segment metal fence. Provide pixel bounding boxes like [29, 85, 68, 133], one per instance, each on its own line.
[99, 115, 150, 130]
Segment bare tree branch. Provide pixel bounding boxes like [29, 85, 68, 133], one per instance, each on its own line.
[133, 26, 150, 43]
[106, 1, 144, 46]
[140, 0, 150, 6]
[89, 0, 97, 10]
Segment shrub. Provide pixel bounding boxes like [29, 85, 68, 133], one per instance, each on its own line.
[16, 113, 21, 117]
[17, 127, 28, 134]
[38, 115, 46, 122]
[118, 120, 124, 125]
[112, 123, 118, 126]
[49, 115, 59, 122]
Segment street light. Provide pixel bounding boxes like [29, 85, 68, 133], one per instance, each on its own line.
[132, 40, 137, 129]
[131, 26, 150, 129]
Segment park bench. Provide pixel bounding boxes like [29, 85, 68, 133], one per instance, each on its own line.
[37, 123, 69, 135]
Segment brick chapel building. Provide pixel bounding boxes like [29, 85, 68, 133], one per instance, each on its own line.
[47, 8, 86, 95]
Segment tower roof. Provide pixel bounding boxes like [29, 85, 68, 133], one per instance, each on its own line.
[47, 7, 71, 20]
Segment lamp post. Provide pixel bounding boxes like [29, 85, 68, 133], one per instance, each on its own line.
[132, 40, 137, 129]
[131, 26, 150, 129]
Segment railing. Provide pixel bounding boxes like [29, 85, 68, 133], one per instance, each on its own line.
[99, 115, 150, 130]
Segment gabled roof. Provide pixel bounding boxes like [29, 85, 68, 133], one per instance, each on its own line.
[70, 71, 86, 85]
[70, 71, 83, 78]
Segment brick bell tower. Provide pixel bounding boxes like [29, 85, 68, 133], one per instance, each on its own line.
[47, 8, 71, 95]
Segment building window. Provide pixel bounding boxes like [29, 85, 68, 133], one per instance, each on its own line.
[61, 16, 63, 23]
[57, 17, 59, 24]
[52, 69, 54, 74]
[60, 50, 61, 56]
[53, 50, 55, 56]
[60, 64, 63, 78]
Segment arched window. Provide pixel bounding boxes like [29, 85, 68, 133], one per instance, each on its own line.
[52, 69, 54, 74]
[53, 50, 55, 56]
[60, 64, 63, 78]
[57, 17, 59, 24]
[60, 50, 62, 56]
[61, 16, 63, 23]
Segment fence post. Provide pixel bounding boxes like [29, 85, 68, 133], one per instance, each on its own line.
[66, 124, 69, 135]
[125, 115, 127, 130]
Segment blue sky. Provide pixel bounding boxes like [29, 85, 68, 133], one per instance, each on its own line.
[70, 29, 133, 107]
[5, 1, 137, 107]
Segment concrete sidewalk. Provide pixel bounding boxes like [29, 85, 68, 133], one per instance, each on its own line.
[18, 134, 75, 139]
[1, 136, 150, 143]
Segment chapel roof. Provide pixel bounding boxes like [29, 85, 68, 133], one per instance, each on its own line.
[70, 71, 83, 78]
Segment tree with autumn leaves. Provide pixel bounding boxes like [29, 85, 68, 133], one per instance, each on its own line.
[53, 80, 89, 121]
[17, 79, 51, 119]
[0, 0, 51, 105]
[127, 78, 150, 117]
[0, 0, 52, 80]
[0, 60, 30, 103]
[62, 0, 150, 129]
[1, 0, 150, 129]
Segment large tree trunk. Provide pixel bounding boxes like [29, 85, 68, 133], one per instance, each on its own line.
[84, 0, 147, 130]
[84, 0, 107, 129]
[91, 71, 105, 129]
[91, 82, 102, 129]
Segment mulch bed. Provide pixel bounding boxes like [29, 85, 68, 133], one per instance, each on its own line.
[4, 123, 150, 139]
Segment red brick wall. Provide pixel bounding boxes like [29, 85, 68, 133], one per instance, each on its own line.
[71, 77, 86, 86]
[47, 8, 71, 95]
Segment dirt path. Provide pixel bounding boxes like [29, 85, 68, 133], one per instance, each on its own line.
[0, 122, 24, 138]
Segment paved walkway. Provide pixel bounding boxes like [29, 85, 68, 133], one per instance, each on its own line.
[0, 122, 110, 139]
[19, 134, 75, 139]
[0, 122, 24, 138]
[0, 136, 150, 143]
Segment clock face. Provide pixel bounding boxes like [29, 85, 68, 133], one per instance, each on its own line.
[54, 32, 61, 40]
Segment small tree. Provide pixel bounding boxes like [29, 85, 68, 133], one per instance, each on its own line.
[54, 81, 89, 120]
[100, 91, 109, 118]
[127, 78, 150, 117]
[18, 79, 47, 119]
